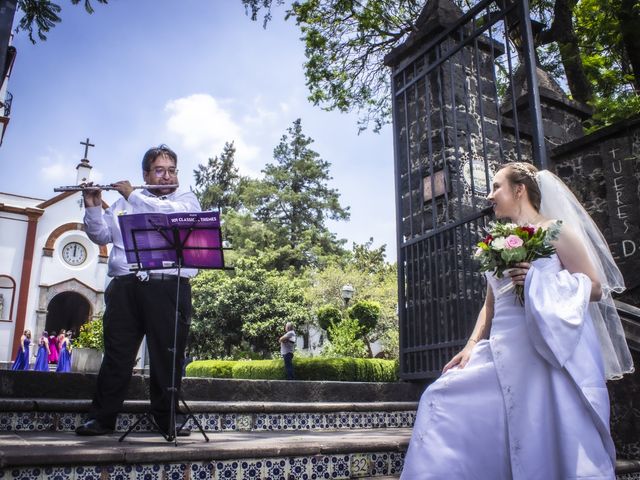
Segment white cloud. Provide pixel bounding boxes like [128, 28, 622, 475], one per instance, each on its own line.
[39, 151, 105, 186]
[41, 162, 70, 183]
[164, 94, 261, 176]
[38, 149, 76, 185]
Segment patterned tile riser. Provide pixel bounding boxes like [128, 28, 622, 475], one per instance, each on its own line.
[2, 457, 635, 479]
[0, 453, 405, 479]
[0, 411, 412, 433]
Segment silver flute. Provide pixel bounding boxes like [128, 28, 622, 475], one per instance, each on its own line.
[54, 184, 179, 192]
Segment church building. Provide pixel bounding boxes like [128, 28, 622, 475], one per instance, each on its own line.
[0, 153, 109, 364]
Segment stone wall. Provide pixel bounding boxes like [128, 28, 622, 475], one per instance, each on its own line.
[551, 115, 640, 305]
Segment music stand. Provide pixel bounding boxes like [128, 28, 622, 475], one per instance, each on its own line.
[116, 211, 228, 444]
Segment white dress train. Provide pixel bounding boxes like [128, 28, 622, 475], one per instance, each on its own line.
[401, 255, 615, 480]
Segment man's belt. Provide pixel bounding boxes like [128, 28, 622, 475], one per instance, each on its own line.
[146, 273, 190, 283]
[113, 273, 190, 284]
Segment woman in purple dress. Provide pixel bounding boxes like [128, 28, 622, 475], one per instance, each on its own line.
[33, 331, 50, 372]
[56, 331, 72, 373]
[11, 329, 31, 371]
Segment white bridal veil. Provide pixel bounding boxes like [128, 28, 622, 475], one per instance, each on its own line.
[537, 170, 634, 380]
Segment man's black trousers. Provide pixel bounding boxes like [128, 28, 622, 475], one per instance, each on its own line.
[89, 274, 192, 429]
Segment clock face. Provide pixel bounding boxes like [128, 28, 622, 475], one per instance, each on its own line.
[62, 242, 87, 266]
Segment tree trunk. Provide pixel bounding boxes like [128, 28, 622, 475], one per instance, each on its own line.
[618, 0, 640, 93]
[538, 0, 593, 102]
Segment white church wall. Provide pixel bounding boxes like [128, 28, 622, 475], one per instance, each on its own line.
[24, 193, 110, 344]
[36, 193, 104, 289]
[0, 211, 29, 361]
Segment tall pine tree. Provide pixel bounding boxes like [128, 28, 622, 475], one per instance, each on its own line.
[193, 142, 241, 212]
[250, 118, 350, 269]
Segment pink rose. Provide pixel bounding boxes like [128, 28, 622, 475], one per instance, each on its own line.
[504, 234, 524, 249]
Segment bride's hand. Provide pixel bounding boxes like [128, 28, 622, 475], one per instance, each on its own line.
[507, 262, 531, 286]
[442, 343, 474, 373]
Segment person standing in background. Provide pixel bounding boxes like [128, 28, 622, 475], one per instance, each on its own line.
[34, 331, 50, 372]
[56, 331, 72, 373]
[48, 331, 59, 365]
[279, 322, 296, 380]
[11, 329, 31, 371]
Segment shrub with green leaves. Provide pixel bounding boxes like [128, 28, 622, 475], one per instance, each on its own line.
[74, 317, 104, 351]
[323, 317, 368, 358]
[347, 300, 380, 335]
[316, 304, 343, 332]
[185, 360, 236, 378]
[186, 357, 398, 382]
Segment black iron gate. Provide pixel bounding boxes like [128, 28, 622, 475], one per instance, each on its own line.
[386, 0, 548, 380]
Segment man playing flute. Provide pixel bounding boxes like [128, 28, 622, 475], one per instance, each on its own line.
[76, 145, 201, 438]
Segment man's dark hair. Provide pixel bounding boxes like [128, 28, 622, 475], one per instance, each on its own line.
[141, 144, 178, 172]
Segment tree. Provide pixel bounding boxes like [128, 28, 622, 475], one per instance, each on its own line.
[190, 270, 239, 358]
[15, 0, 108, 43]
[304, 239, 399, 357]
[248, 118, 350, 270]
[316, 304, 343, 332]
[194, 142, 242, 212]
[347, 299, 381, 357]
[323, 316, 368, 358]
[243, 0, 422, 132]
[348, 299, 381, 357]
[242, 0, 639, 132]
[574, 0, 640, 129]
[352, 237, 388, 276]
[190, 259, 310, 358]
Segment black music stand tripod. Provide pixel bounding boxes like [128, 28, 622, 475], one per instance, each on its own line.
[117, 219, 224, 445]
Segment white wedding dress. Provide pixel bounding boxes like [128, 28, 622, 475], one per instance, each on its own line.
[401, 255, 616, 479]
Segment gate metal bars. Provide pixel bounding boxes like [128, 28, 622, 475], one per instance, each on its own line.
[388, 0, 548, 379]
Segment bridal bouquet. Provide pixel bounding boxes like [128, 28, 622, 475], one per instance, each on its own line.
[474, 221, 560, 304]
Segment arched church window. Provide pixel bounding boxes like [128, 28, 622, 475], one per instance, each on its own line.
[0, 275, 16, 322]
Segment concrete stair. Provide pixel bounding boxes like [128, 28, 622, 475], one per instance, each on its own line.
[0, 370, 638, 479]
[0, 370, 419, 479]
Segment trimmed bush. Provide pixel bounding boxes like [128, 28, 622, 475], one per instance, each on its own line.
[186, 357, 398, 382]
[75, 317, 104, 351]
[186, 360, 237, 378]
[316, 304, 343, 331]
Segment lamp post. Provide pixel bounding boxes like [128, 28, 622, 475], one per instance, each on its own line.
[341, 284, 355, 307]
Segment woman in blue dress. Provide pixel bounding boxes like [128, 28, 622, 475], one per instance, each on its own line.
[33, 330, 50, 372]
[11, 329, 31, 370]
[56, 331, 72, 373]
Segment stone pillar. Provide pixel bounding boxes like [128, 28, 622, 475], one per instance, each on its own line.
[501, 65, 593, 150]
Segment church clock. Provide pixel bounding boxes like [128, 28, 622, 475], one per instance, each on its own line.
[61, 242, 88, 266]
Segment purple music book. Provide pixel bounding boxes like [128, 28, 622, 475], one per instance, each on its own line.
[118, 211, 224, 270]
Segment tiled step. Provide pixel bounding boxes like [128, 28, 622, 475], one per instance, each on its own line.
[0, 430, 637, 480]
[0, 399, 418, 433]
[0, 429, 410, 479]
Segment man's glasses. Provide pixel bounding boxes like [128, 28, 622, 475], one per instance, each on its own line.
[150, 167, 178, 178]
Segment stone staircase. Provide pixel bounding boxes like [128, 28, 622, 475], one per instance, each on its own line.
[0, 370, 638, 479]
[0, 370, 421, 479]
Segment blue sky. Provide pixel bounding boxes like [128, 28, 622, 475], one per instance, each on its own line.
[1, 0, 397, 260]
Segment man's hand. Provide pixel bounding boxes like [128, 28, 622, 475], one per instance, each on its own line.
[111, 180, 134, 200]
[82, 182, 102, 207]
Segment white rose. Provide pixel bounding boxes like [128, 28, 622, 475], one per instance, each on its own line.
[491, 237, 506, 250]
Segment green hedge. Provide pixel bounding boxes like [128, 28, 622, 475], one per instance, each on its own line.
[186, 357, 398, 382]
[185, 360, 236, 378]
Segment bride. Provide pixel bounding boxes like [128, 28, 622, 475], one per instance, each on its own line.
[400, 162, 634, 480]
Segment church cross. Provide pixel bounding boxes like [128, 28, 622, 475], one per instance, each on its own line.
[80, 138, 95, 159]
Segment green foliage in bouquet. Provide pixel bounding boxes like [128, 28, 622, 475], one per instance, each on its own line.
[475, 221, 562, 304]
